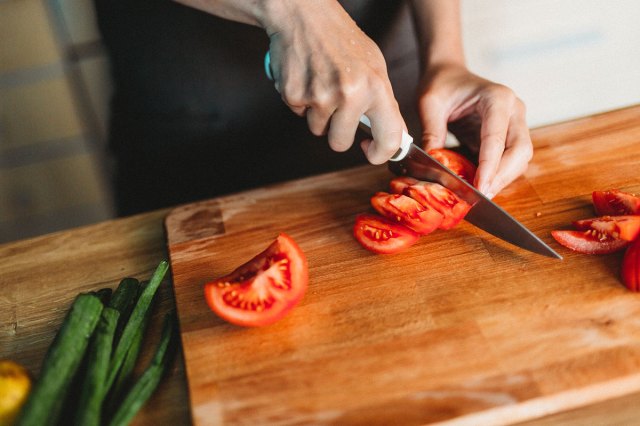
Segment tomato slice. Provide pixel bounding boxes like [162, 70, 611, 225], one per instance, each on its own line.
[389, 176, 419, 194]
[428, 148, 477, 183]
[573, 215, 640, 242]
[551, 230, 629, 255]
[353, 213, 419, 254]
[622, 238, 640, 291]
[404, 181, 472, 230]
[204, 233, 308, 327]
[371, 192, 443, 235]
[592, 189, 640, 216]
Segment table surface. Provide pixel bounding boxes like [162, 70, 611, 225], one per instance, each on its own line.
[2, 105, 640, 425]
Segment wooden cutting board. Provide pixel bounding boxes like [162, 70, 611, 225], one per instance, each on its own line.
[165, 106, 640, 425]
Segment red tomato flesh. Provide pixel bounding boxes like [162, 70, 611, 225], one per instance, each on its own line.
[551, 230, 629, 255]
[622, 239, 640, 291]
[573, 215, 640, 242]
[428, 148, 477, 183]
[353, 213, 419, 254]
[371, 192, 443, 235]
[403, 181, 472, 230]
[389, 176, 419, 194]
[204, 233, 308, 327]
[592, 189, 640, 216]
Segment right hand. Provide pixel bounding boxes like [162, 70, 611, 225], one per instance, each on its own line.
[262, 0, 406, 164]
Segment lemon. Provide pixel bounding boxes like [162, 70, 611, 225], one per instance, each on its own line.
[0, 360, 32, 426]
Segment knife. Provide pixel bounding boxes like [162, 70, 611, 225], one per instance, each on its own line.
[264, 52, 561, 259]
[358, 116, 561, 259]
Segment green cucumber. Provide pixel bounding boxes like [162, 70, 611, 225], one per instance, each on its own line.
[74, 306, 120, 426]
[108, 278, 140, 345]
[16, 293, 104, 426]
[106, 261, 169, 390]
[108, 311, 177, 426]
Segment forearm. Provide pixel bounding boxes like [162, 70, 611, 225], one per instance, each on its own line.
[409, 0, 465, 70]
[172, 0, 319, 37]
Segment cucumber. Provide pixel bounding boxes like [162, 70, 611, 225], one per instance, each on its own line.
[16, 293, 104, 426]
[107, 311, 177, 426]
[106, 261, 168, 390]
[74, 307, 120, 426]
[108, 278, 140, 345]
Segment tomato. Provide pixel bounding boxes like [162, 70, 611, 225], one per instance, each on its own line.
[404, 181, 472, 230]
[371, 192, 443, 235]
[428, 148, 477, 182]
[592, 189, 640, 216]
[204, 233, 308, 327]
[622, 238, 640, 291]
[353, 214, 419, 254]
[573, 215, 640, 242]
[389, 176, 419, 194]
[551, 230, 629, 255]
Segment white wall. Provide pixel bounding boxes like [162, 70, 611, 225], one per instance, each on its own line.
[461, 0, 640, 127]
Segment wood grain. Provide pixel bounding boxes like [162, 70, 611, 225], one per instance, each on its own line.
[165, 105, 640, 425]
[2, 106, 640, 426]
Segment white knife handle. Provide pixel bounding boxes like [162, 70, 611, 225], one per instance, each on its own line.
[358, 115, 412, 162]
[264, 51, 413, 162]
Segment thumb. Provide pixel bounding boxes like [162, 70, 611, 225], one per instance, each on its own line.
[418, 96, 448, 151]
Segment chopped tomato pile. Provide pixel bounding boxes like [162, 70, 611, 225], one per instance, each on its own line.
[204, 233, 308, 326]
[354, 148, 476, 255]
[551, 188, 640, 291]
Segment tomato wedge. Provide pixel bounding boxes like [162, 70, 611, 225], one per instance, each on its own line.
[592, 189, 640, 216]
[389, 176, 419, 194]
[573, 215, 640, 242]
[204, 233, 308, 327]
[404, 181, 471, 230]
[371, 192, 443, 235]
[353, 213, 419, 254]
[551, 230, 629, 255]
[428, 148, 477, 183]
[622, 238, 640, 291]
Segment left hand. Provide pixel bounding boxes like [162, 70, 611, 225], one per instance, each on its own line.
[417, 63, 533, 199]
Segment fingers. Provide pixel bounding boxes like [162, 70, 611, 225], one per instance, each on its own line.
[486, 103, 533, 196]
[418, 95, 448, 151]
[474, 87, 513, 195]
[476, 95, 531, 198]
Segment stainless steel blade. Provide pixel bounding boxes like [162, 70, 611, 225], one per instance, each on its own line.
[389, 144, 562, 259]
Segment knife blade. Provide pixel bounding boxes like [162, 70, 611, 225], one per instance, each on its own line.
[263, 51, 560, 259]
[358, 116, 561, 259]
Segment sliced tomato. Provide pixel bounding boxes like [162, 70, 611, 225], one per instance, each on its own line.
[353, 213, 419, 254]
[404, 181, 472, 230]
[371, 192, 443, 235]
[428, 148, 477, 183]
[573, 215, 640, 242]
[592, 189, 640, 216]
[551, 230, 629, 255]
[622, 238, 640, 291]
[204, 233, 308, 327]
[389, 176, 419, 194]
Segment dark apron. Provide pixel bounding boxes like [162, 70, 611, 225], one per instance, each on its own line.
[94, 0, 421, 215]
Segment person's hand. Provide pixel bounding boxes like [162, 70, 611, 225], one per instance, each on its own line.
[263, 0, 406, 164]
[417, 63, 533, 198]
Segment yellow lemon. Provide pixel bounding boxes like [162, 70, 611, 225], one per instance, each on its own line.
[0, 360, 32, 426]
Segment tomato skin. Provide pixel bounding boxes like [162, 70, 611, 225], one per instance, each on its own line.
[389, 176, 419, 194]
[428, 148, 477, 183]
[551, 230, 629, 255]
[353, 214, 419, 254]
[204, 233, 308, 327]
[622, 239, 640, 291]
[573, 215, 640, 242]
[371, 192, 443, 235]
[404, 182, 471, 230]
[593, 190, 640, 216]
